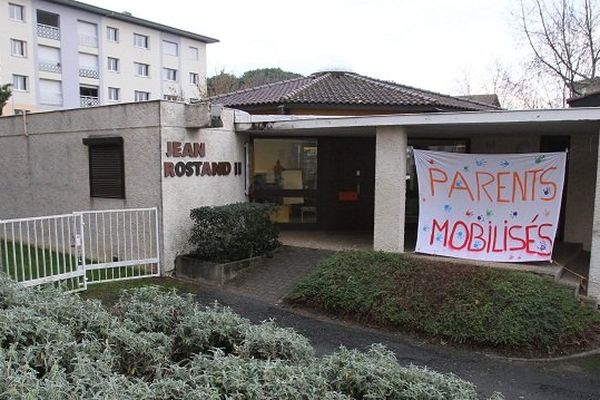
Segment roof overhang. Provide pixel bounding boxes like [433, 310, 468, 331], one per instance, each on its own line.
[46, 0, 218, 43]
[235, 107, 600, 137]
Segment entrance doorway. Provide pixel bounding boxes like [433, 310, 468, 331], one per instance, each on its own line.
[540, 135, 570, 241]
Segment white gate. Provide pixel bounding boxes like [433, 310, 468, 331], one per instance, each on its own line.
[0, 207, 160, 290]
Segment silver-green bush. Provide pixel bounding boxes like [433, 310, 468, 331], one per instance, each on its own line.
[0, 277, 502, 399]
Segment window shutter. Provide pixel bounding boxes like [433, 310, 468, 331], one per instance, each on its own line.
[83, 137, 125, 198]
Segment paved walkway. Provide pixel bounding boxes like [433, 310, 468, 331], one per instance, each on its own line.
[190, 246, 600, 400]
[193, 284, 600, 400]
[224, 246, 332, 303]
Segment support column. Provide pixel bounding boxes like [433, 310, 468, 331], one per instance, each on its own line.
[588, 130, 600, 301]
[374, 126, 407, 252]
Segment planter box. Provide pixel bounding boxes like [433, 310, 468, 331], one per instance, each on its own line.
[175, 254, 265, 286]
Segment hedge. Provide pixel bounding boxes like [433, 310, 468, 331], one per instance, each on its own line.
[189, 202, 280, 262]
[0, 275, 503, 399]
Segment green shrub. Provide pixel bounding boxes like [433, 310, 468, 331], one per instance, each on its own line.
[288, 251, 600, 350]
[189, 202, 279, 262]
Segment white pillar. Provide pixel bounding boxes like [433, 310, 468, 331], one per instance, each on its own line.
[374, 126, 407, 252]
[588, 130, 600, 300]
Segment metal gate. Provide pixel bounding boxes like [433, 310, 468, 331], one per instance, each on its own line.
[0, 207, 160, 291]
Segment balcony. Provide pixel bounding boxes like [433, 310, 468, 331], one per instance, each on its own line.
[79, 68, 99, 79]
[39, 61, 61, 74]
[79, 34, 98, 48]
[80, 96, 99, 108]
[37, 23, 60, 40]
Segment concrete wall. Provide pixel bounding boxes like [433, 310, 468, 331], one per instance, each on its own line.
[0, 101, 162, 219]
[159, 105, 247, 272]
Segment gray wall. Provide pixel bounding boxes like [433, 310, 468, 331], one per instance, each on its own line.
[0, 102, 162, 219]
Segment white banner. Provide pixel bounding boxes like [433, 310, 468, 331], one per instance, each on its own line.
[413, 150, 567, 262]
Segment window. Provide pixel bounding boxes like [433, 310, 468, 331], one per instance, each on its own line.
[79, 53, 99, 78]
[133, 33, 149, 49]
[162, 68, 177, 81]
[134, 90, 149, 101]
[9, 3, 24, 21]
[189, 72, 199, 85]
[108, 87, 120, 101]
[163, 94, 178, 101]
[162, 40, 178, 56]
[38, 45, 60, 72]
[189, 46, 199, 60]
[77, 20, 98, 47]
[82, 137, 125, 199]
[12, 74, 28, 91]
[39, 79, 62, 105]
[106, 26, 118, 42]
[134, 62, 149, 77]
[10, 39, 26, 57]
[107, 57, 119, 72]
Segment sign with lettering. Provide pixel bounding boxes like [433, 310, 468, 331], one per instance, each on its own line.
[163, 141, 242, 178]
[413, 150, 566, 262]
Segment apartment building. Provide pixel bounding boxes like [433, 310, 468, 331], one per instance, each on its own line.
[0, 0, 217, 115]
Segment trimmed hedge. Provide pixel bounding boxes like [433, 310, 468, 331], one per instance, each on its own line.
[287, 251, 600, 351]
[0, 275, 502, 399]
[189, 202, 280, 262]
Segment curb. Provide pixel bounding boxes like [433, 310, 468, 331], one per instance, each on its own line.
[279, 303, 600, 364]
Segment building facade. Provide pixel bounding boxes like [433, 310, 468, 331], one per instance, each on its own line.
[0, 0, 217, 115]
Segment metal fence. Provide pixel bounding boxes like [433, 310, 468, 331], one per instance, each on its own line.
[0, 208, 160, 291]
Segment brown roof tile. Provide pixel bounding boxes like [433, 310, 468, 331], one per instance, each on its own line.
[208, 71, 500, 111]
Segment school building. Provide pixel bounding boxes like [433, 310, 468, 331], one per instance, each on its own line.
[1, 98, 600, 303]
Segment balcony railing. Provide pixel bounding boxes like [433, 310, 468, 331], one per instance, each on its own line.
[79, 34, 98, 48]
[80, 96, 99, 108]
[37, 23, 60, 40]
[40, 92, 63, 106]
[38, 61, 61, 73]
[79, 68, 99, 79]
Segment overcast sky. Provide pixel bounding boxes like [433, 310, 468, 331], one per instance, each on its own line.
[87, 0, 529, 96]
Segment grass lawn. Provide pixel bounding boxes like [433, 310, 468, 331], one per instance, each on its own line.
[1, 241, 156, 288]
[287, 251, 600, 355]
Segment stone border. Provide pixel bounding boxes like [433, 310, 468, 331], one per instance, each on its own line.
[175, 254, 266, 286]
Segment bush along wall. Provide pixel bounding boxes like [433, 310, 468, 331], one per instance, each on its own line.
[189, 202, 280, 262]
[0, 276, 504, 399]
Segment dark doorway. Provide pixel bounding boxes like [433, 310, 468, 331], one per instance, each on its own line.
[318, 137, 376, 231]
[540, 135, 570, 241]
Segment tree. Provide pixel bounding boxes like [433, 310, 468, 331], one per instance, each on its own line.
[519, 0, 600, 100]
[0, 84, 11, 116]
[207, 68, 303, 97]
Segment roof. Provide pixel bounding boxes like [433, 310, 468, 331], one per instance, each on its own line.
[457, 94, 501, 108]
[236, 107, 600, 137]
[567, 90, 600, 107]
[46, 0, 218, 43]
[208, 71, 500, 111]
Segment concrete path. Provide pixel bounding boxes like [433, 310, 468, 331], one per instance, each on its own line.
[223, 246, 333, 303]
[193, 285, 600, 400]
[191, 247, 600, 400]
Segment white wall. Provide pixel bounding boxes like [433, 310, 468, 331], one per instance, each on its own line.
[159, 105, 247, 272]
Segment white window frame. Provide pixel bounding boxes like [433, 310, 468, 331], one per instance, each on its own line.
[133, 33, 149, 49]
[189, 46, 199, 60]
[12, 74, 28, 91]
[10, 39, 27, 57]
[9, 3, 25, 22]
[189, 72, 199, 85]
[108, 87, 120, 101]
[162, 68, 177, 82]
[107, 57, 119, 72]
[106, 26, 119, 42]
[134, 62, 149, 77]
[134, 90, 150, 102]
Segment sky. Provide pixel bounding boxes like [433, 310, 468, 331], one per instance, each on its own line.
[86, 0, 530, 96]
